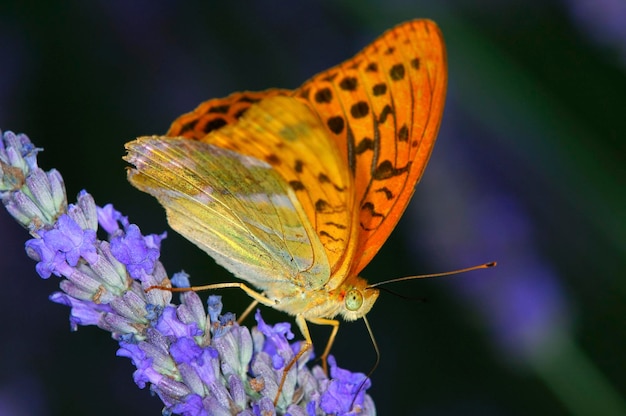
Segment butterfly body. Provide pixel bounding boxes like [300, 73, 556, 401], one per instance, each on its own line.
[126, 97, 380, 325]
[125, 19, 446, 368]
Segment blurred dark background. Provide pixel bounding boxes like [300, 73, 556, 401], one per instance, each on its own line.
[1, 1, 625, 415]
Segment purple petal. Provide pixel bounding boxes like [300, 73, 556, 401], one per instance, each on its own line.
[96, 203, 123, 234]
[320, 355, 370, 415]
[155, 306, 203, 338]
[49, 292, 106, 331]
[169, 337, 204, 366]
[117, 341, 164, 388]
[110, 224, 160, 278]
[25, 238, 64, 278]
[44, 215, 98, 265]
[207, 295, 223, 324]
[169, 393, 207, 416]
[255, 309, 294, 359]
[171, 271, 190, 288]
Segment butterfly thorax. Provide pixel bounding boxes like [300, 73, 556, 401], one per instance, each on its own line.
[261, 273, 379, 322]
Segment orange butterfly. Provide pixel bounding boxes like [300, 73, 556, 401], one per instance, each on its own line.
[125, 19, 447, 380]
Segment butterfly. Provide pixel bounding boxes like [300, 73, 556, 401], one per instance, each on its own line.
[125, 19, 447, 380]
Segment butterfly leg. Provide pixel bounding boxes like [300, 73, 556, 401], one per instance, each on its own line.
[305, 317, 339, 374]
[237, 299, 260, 324]
[152, 281, 279, 307]
[273, 314, 314, 406]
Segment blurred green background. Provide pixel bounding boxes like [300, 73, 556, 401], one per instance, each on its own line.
[1, 1, 625, 415]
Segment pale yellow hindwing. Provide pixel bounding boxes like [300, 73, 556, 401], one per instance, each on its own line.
[194, 96, 357, 279]
[125, 135, 330, 292]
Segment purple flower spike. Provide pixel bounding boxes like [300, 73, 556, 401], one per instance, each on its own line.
[1, 131, 376, 415]
[1, 131, 67, 229]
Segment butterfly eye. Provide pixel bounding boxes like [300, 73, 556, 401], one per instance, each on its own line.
[345, 289, 363, 311]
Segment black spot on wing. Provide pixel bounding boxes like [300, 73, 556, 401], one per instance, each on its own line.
[324, 221, 347, 230]
[350, 102, 369, 119]
[319, 230, 343, 244]
[266, 154, 281, 166]
[372, 160, 411, 180]
[289, 180, 305, 191]
[315, 199, 330, 213]
[375, 187, 394, 200]
[390, 63, 405, 81]
[208, 105, 230, 114]
[315, 88, 332, 103]
[340, 77, 358, 91]
[355, 137, 374, 154]
[366, 62, 378, 72]
[234, 108, 248, 119]
[318, 173, 346, 192]
[327, 116, 345, 135]
[205, 118, 227, 132]
[372, 83, 387, 96]
[294, 159, 304, 173]
[398, 124, 409, 141]
[361, 202, 383, 218]
[379, 105, 393, 124]
[180, 119, 198, 134]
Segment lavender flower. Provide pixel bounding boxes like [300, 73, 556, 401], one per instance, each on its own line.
[0, 130, 375, 416]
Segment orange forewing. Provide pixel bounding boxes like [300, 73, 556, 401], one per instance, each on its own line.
[167, 19, 447, 277]
[295, 20, 447, 275]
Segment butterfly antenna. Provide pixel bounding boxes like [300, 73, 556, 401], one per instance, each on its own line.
[351, 315, 379, 411]
[376, 286, 428, 302]
[368, 261, 496, 288]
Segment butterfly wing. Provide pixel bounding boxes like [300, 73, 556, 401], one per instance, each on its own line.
[167, 89, 291, 140]
[126, 96, 357, 294]
[295, 19, 447, 276]
[164, 19, 447, 279]
[180, 96, 357, 278]
[125, 134, 331, 293]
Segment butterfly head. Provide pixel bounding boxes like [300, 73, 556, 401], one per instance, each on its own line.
[338, 277, 379, 322]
